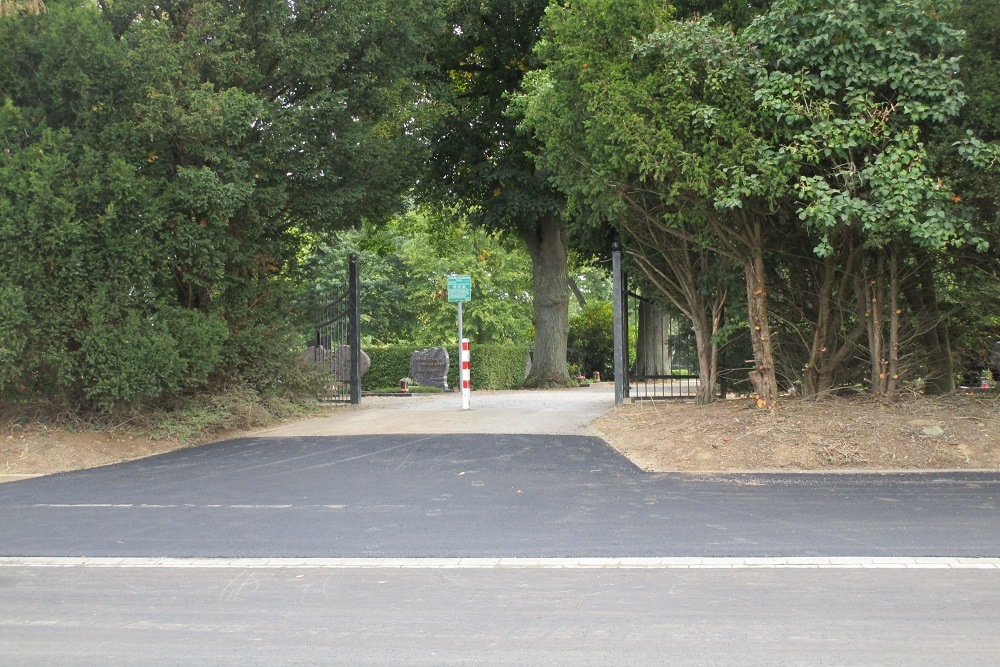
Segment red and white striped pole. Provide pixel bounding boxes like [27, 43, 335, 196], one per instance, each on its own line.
[461, 338, 471, 410]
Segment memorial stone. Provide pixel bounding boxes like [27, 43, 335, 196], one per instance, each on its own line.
[410, 347, 450, 390]
[330, 345, 370, 381]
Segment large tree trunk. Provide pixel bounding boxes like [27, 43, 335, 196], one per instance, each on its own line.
[522, 214, 571, 388]
[633, 300, 671, 376]
[744, 229, 778, 409]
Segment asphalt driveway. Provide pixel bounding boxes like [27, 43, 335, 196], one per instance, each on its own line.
[1, 431, 998, 558]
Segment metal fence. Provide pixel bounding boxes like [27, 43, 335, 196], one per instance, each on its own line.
[626, 290, 701, 400]
[311, 253, 361, 404]
[615, 251, 725, 402]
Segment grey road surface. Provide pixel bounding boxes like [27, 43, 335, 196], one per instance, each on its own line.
[2, 565, 998, 666]
[0, 433, 998, 557]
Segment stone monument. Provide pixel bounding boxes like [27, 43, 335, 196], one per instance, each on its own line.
[330, 344, 370, 381]
[410, 347, 450, 390]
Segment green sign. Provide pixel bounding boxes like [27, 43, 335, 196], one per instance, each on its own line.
[447, 275, 472, 302]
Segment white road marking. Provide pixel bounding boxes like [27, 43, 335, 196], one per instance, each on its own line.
[0, 557, 997, 569]
[31, 504, 344, 510]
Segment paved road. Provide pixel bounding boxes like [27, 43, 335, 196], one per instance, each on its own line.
[1, 433, 998, 557]
[3, 409, 1000, 664]
[2, 565, 998, 666]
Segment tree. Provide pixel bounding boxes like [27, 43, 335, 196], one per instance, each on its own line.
[517, 1, 787, 405]
[929, 0, 1000, 382]
[300, 211, 535, 347]
[0, 0, 441, 407]
[0, 0, 44, 16]
[422, 0, 573, 387]
[746, 0, 973, 399]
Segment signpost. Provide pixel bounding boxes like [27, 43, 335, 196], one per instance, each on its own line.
[447, 275, 472, 303]
[447, 276, 472, 409]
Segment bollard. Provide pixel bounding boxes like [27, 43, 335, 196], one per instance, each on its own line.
[461, 339, 471, 410]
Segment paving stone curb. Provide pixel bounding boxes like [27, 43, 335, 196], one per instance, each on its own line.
[1, 556, 998, 569]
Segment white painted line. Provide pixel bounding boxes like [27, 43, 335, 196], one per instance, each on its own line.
[0, 557, 997, 570]
[30, 504, 345, 510]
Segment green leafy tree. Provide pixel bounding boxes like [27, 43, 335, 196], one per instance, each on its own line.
[568, 301, 614, 378]
[300, 211, 535, 348]
[422, 0, 573, 387]
[0, 0, 441, 408]
[929, 0, 1000, 382]
[517, 1, 785, 405]
[746, 0, 972, 399]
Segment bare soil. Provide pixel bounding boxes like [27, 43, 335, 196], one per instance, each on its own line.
[595, 393, 1000, 471]
[0, 424, 207, 480]
[2, 390, 999, 479]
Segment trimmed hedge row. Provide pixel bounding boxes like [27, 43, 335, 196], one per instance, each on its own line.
[363, 344, 531, 391]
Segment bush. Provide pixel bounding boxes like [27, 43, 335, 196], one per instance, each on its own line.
[568, 302, 614, 378]
[0, 285, 29, 393]
[364, 343, 530, 391]
[68, 301, 231, 410]
[459, 344, 531, 390]
[363, 344, 413, 391]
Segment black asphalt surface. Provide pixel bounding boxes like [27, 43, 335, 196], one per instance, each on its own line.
[1, 433, 998, 558]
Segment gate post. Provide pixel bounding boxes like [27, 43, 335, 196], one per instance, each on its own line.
[348, 253, 361, 405]
[612, 241, 625, 407]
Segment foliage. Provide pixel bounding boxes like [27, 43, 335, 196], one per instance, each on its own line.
[423, 0, 561, 230]
[517, 0, 782, 403]
[0, 0, 441, 409]
[463, 343, 532, 390]
[926, 0, 1000, 380]
[300, 210, 535, 347]
[363, 345, 415, 392]
[747, 0, 972, 256]
[149, 384, 320, 441]
[422, 0, 574, 387]
[364, 343, 530, 391]
[568, 302, 614, 377]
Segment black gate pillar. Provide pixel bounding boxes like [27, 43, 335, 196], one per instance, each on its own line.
[348, 253, 361, 405]
[612, 241, 625, 407]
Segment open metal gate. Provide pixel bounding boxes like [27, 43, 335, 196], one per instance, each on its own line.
[311, 253, 361, 404]
[625, 290, 700, 399]
[613, 242, 725, 402]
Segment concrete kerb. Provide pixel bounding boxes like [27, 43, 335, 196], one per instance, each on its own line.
[1, 556, 999, 570]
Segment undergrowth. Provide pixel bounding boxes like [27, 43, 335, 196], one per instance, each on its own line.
[0, 384, 326, 443]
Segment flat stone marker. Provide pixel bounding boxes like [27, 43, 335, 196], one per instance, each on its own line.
[410, 347, 450, 390]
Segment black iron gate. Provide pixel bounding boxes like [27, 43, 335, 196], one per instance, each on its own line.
[311, 253, 362, 404]
[624, 287, 702, 399]
[615, 248, 725, 401]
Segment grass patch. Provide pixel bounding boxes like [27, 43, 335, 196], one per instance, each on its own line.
[407, 385, 447, 394]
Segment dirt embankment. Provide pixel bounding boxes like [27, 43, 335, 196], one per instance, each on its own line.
[595, 393, 1000, 472]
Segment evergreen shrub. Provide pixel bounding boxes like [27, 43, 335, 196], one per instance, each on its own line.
[365, 343, 530, 391]
[568, 302, 614, 378]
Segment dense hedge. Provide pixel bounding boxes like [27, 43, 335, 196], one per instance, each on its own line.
[363, 345, 414, 391]
[466, 344, 532, 390]
[363, 343, 530, 391]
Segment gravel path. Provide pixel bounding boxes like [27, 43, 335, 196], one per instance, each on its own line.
[254, 385, 616, 437]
